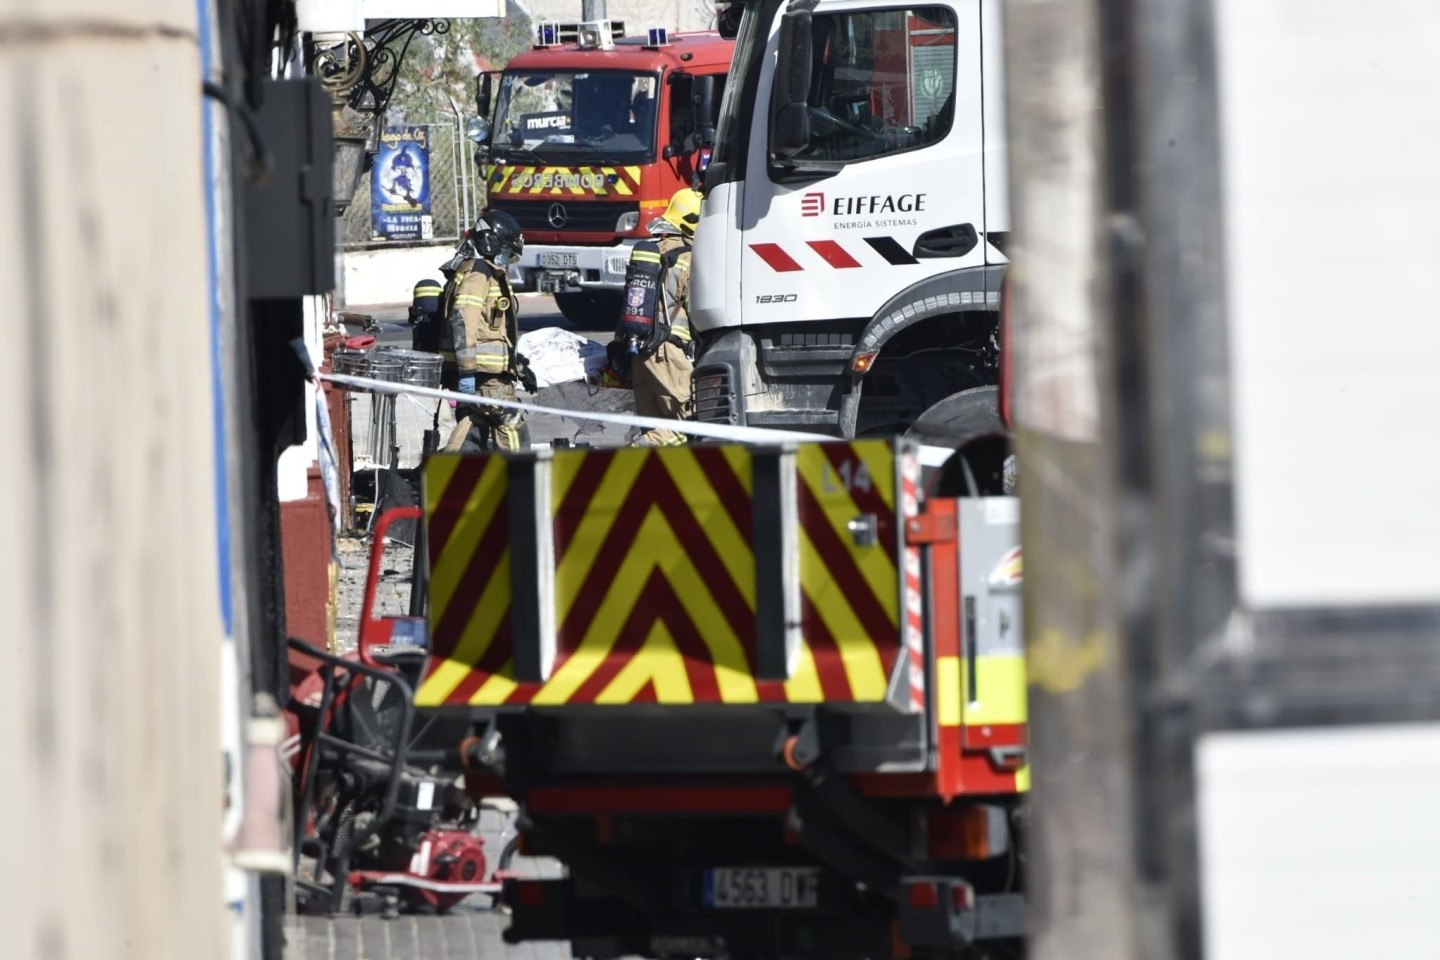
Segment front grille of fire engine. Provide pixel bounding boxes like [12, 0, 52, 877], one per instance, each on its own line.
[486, 198, 638, 234]
[693, 367, 736, 424]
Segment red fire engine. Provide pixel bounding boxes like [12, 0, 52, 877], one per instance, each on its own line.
[473, 21, 733, 326]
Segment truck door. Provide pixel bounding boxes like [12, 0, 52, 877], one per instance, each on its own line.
[693, 7, 765, 338]
[740, 1, 984, 325]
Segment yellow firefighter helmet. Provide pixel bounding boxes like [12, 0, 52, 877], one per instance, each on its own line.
[657, 188, 702, 240]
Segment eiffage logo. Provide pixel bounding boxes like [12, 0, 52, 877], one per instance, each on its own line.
[801, 192, 825, 217]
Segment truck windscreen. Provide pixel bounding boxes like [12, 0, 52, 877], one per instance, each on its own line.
[493, 70, 660, 163]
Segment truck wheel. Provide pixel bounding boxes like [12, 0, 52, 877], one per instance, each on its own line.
[554, 290, 622, 329]
[905, 386, 1011, 498]
[906, 385, 1003, 447]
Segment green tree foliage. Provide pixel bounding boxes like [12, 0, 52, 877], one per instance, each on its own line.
[387, 3, 533, 124]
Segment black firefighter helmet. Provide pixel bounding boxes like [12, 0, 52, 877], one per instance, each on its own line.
[475, 209, 524, 264]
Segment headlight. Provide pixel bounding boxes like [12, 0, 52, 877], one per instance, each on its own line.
[615, 211, 640, 232]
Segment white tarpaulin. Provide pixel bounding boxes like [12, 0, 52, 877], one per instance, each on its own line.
[517, 327, 609, 388]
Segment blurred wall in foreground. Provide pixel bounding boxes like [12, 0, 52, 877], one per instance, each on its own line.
[0, 0, 228, 957]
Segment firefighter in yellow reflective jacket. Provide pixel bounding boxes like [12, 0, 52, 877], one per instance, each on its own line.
[615, 188, 700, 447]
[439, 210, 537, 452]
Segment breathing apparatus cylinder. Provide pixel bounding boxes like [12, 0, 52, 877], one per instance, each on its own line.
[617, 240, 665, 354]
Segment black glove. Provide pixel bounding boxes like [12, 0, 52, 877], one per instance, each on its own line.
[606, 340, 634, 383]
[514, 352, 539, 395]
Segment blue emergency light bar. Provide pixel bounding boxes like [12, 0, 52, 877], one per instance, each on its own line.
[648, 27, 669, 46]
[534, 20, 627, 49]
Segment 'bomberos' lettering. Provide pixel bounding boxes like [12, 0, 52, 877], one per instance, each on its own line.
[509, 170, 609, 190]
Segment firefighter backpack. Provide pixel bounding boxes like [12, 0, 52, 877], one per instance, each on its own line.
[616, 240, 689, 354]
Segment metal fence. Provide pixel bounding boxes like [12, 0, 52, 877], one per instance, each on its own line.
[342, 118, 486, 247]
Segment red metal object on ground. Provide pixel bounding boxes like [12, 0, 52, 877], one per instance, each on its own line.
[348, 829, 495, 912]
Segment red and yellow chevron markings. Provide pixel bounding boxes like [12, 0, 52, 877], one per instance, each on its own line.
[418, 454, 513, 707]
[485, 164, 643, 197]
[794, 441, 902, 702]
[538, 445, 762, 706]
[416, 441, 908, 709]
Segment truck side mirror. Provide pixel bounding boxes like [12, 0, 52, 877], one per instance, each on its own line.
[694, 75, 718, 150]
[769, 3, 816, 163]
[475, 73, 493, 121]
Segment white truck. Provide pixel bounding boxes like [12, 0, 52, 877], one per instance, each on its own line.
[690, 0, 1008, 439]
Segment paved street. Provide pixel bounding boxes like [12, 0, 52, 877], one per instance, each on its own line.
[285, 908, 570, 960]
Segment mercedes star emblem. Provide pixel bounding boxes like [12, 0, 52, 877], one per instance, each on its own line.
[547, 203, 567, 228]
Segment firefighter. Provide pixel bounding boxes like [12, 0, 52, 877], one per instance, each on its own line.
[439, 210, 537, 453]
[616, 187, 700, 447]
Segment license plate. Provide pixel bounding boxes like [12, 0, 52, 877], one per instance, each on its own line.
[539, 252, 578, 268]
[704, 868, 819, 909]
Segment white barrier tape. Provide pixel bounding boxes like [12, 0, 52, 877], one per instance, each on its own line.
[354, 873, 502, 894]
[318, 372, 959, 466]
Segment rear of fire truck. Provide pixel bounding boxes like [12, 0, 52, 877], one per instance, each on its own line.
[472, 21, 733, 327]
[415, 440, 1026, 960]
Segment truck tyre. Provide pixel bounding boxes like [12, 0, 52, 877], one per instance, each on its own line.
[905, 386, 1011, 498]
[906, 385, 1004, 448]
[555, 290, 622, 329]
